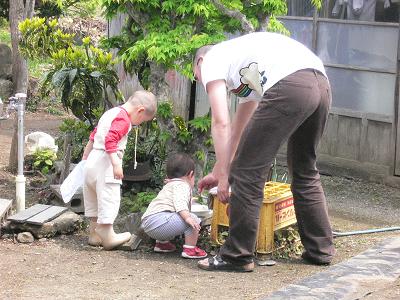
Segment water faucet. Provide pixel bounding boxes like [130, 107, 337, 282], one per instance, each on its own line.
[0, 96, 18, 120]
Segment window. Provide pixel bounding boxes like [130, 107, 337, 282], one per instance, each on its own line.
[286, 0, 399, 22]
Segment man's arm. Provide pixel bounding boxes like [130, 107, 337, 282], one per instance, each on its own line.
[206, 79, 231, 202]
[230, 101, 258, 162]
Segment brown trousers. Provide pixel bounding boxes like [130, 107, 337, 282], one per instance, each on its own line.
[220, 69, 335, 265]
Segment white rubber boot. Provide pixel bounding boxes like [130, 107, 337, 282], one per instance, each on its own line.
[95, 224, 131, 250]
[88, 220, 102, 247]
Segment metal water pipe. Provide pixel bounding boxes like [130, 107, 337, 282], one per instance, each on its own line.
[15, 93, 26, 212]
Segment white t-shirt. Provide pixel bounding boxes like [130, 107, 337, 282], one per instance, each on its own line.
[201, 32, 326, 102]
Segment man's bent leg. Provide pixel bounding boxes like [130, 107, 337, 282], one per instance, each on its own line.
[287, 71, 335, 263]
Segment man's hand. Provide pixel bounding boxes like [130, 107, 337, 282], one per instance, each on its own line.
[198, 173, 218, 193]
[217, 177, 230, 204]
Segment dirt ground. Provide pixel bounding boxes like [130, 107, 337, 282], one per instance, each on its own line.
[1, 112, 400, 300]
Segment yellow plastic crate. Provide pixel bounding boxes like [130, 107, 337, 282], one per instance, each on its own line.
[210, 181, 297, 254]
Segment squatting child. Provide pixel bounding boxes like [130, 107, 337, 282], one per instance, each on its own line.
[82, 90, 157, 250]
[141, 153, 208, 259]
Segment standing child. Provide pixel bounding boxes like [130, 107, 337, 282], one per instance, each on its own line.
[82, 90, 157, 250]
[141, 153, 208, 259]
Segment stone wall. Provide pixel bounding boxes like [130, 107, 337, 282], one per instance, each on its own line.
[0, 43, 12, 101]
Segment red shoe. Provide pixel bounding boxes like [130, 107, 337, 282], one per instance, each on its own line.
[154, 241, 176, 253]
[181, 246, 208, 259]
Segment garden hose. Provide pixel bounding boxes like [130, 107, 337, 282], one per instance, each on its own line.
[333, 227, 400, 237]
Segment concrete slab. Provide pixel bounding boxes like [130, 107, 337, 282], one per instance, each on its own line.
[263, 237, 400, 300]
[25, 206, 67, 225]
[7, 204, 50, 223]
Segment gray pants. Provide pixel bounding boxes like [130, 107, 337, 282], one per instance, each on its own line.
[220, 69, 335, 265]
[141, 211, 201, 241]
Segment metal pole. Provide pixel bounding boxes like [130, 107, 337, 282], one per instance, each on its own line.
[15, 93, 26, 212]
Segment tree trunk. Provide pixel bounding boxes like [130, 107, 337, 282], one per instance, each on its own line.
[8, 0, 35, 172]
[149, 63, 170, 101]
[10, 0, 28, 95]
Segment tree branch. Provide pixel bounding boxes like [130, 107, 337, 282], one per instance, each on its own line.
[210, 0, 254, 33]
[124, 1, 149, 34]
[257, 13, 268, 31]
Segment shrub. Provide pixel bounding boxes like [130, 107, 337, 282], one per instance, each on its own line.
[31, 148, 57, 175]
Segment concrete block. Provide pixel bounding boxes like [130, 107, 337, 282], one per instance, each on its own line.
[50, 184, 85, 213]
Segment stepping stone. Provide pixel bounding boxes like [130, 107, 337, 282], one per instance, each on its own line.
[8, 204, 68, 225]
[8, 204, 50, 223]
[263, 237, 400, 300]
[25, 206, 67, 225]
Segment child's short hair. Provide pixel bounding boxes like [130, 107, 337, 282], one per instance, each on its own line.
[166, 153, 195, 178]
[127, 90, 157, 116]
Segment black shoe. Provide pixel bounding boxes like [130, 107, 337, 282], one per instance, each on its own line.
[301, 252, 331, 266]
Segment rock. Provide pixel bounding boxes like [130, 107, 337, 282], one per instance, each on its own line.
[17, 232, 34, 243]
[117, 234, 142, 251]
[0, 43, 12, 79]
[25, 131, 58, 155]
[8, 211, 84, 239]
[114, 213, 153, 246]
[1, 233, 14, 240]
[122, 212, 143, 235]
[0, 78, 13, 101]
[257, 259, 277, 266]
[38, 238, 47, 242]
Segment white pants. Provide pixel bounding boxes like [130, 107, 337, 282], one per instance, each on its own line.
[83, 149, 122, 224]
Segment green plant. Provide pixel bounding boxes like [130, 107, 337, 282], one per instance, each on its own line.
[100, 0, 322, 96]
[121, 191, 157, 214]
[19, 18, 74, 60]
[272, 226, 304, 259]
[123, 101, 213, 189]
[0, 1, 8, 21]
[0, 22, 10, 46]
[45, 106, 64, 116]
[37, 0, 102, 18]
[43, 42, 122, 126]
[28, 57, 52, 79]
[32, 148, 57, 175]
[19, 18, 122, 126]
[58, 118, 92, 163]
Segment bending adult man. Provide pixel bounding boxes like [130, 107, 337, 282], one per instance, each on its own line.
[194, 32, 335, 272]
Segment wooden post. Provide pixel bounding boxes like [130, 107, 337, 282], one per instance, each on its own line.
[59, 133, 72, 183]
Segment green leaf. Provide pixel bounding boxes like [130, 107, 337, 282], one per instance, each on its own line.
[45, 159, 53, 166]
[90, 71, 102, 78]
[42, 166, 49, 174]
[68, 68, 77, 85]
